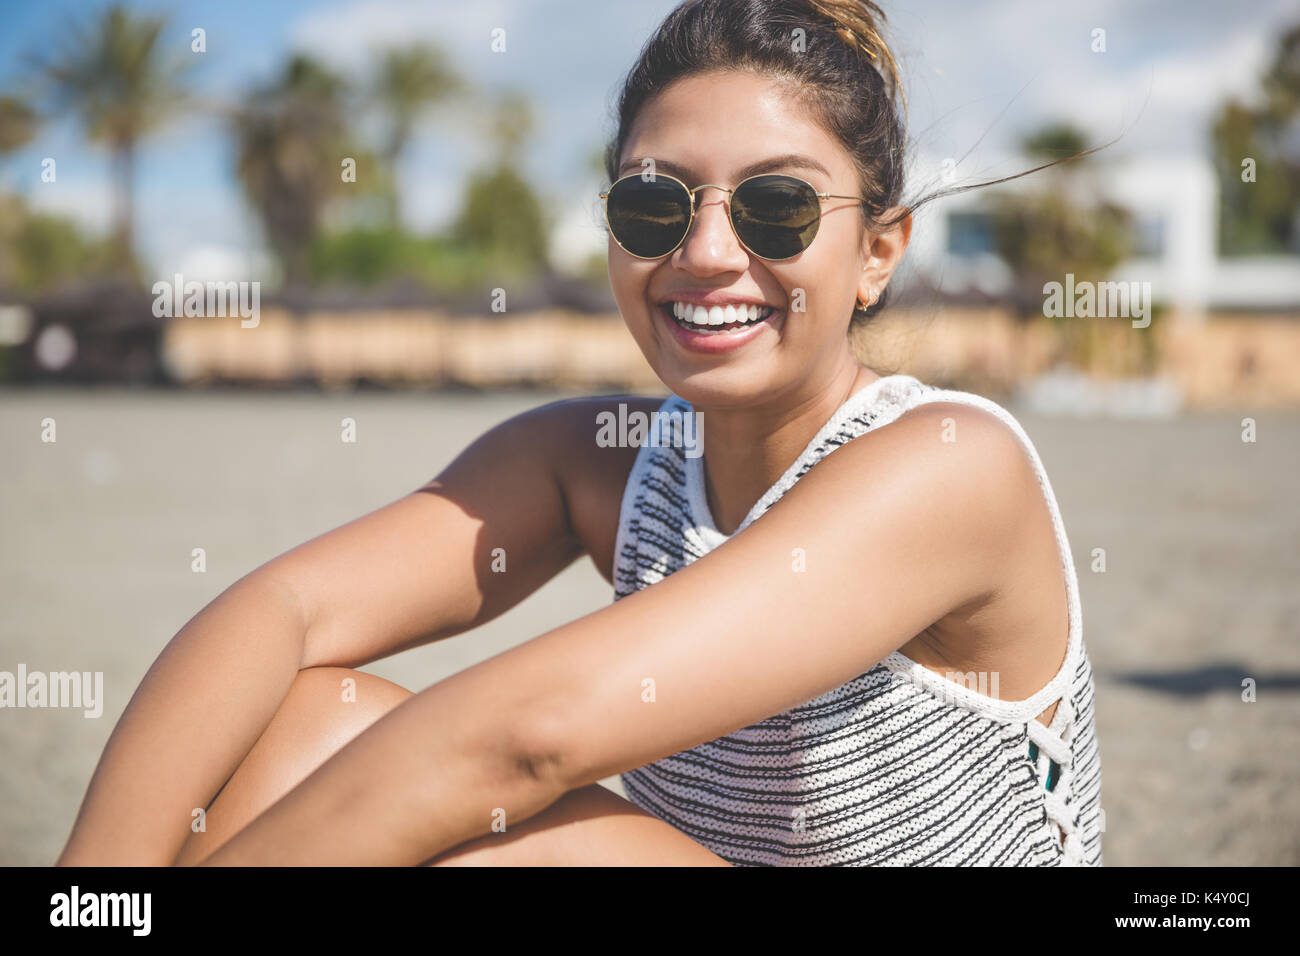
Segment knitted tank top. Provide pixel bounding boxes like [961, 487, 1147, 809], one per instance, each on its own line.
[611, 373, 1103, 866]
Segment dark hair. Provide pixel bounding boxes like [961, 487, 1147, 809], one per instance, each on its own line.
[602, 0, 1107, 328]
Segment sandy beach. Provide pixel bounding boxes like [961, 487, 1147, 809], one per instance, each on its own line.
[1, 385, 1297, 865]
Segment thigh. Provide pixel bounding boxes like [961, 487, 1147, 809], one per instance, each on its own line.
[174, 665, 413, 865]
[424, 782, 732, 867]
[175, 666, 730, 866]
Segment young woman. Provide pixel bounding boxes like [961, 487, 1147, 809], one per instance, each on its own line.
[57, 0, 1102, 867]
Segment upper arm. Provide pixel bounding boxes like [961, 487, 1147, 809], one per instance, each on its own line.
[267, 400, 588, 670]
[493, 401, 1040, 785]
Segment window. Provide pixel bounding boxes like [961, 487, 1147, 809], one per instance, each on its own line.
[1133, 214, 1165, 258]
[947, 211, 996, 256]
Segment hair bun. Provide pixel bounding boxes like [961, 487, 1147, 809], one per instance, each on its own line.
[805, 0, 904, 109]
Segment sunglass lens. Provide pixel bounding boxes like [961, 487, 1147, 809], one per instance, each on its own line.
[606, 177, 691, 258]
[731, 175, 822, 260]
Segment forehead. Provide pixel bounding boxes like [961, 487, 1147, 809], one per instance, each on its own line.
[619, 70, 849, 185]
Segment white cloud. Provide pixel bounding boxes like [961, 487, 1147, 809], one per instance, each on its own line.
[23, 179, 114, 235]
[891, 0, 1289, 161]
[167, 244, 273, 283]
[288, 0, 518, 76]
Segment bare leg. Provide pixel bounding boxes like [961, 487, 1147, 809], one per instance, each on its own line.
[174, 666, 730, 867]
[424, 779, 730, 866]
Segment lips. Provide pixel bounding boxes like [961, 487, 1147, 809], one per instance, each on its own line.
[656, 301, 780, 353]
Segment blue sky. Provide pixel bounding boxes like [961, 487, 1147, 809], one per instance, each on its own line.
[0, 0, 1294, 281]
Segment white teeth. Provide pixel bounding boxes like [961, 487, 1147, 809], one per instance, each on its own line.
[667, 301, 776, 332]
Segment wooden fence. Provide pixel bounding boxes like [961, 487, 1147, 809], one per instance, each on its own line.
[161, 306, 1300, 407]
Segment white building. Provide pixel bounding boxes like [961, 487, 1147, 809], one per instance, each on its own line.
[906, 153, 1300, 316]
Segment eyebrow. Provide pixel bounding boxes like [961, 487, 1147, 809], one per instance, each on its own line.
[616, 152, 832, 183]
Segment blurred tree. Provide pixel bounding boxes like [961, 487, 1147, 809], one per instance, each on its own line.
[448, 92, 548, 284]
[989, 121, 1134, 371]
[373, 44, 462, 225]
[0, 94, 39, 291]
[310, 225, 433, 287]
[1211, 23, 1300, 255]
[489, 90, 534, 165]
[33, 4, 190, 277]
[232, 56, 360, 289]
[10, 207, 113, 292]
[450, 164, 548, 270]
[0, 95, 37, 155]
[308, 88, 551, 297]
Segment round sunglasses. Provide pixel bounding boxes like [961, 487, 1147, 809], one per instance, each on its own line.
[599, 171, 866, 261]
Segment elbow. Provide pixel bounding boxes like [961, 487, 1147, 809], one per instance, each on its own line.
[501, 700, 583, 796]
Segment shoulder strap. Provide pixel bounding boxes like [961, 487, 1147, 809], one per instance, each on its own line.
[879, 385, 1085, 722]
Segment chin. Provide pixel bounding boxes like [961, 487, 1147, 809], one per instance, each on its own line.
[624, 307, 801, 408]
[653, 357, 795, 411]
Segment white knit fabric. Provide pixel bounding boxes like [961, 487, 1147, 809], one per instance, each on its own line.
[611, 373, 1103, 866]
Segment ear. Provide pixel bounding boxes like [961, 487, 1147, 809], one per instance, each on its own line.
[857, 207, 912, 306]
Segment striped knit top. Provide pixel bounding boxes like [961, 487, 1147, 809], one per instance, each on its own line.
[611, 373, 1103, 866]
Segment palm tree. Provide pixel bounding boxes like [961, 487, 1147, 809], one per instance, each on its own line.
[33, 4, 189, 275]
[373, 44, 461, 224]
[990, 122, 1133, 371]
[232, 56, 353, 289]
[0, 95, 39, 291]
[0, 95, 37, 156]
[488, 90, 534, 166]
[451, 92, 548, 276]
[1212, 23, 1300, 255]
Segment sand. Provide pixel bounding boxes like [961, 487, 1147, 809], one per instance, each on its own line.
[1, 385, 1296, 865]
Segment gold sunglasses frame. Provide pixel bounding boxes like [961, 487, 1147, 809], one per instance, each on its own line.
[599, 171, 866, 261]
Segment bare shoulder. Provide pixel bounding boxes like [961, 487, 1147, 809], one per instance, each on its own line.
[871, 399, 1070, 696]
[792, 398, 1043, 572]
[890, 398, 1038, 485]
[463, 393, 665, 477]
[517, 393, 668, 436]
[508, 393, 667, 471]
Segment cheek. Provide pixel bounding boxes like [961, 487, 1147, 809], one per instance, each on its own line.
[785, 266, 841, 323]
[607, 251, 657, 326]
[603, 260, 655, 343]
[796, 228, 859, 315]
[606, 246, 633, 303]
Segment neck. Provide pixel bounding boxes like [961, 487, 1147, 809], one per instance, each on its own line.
[695, 354, 882, 535]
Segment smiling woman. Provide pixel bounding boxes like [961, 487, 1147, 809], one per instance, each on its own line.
[56, 0, 1102, 868]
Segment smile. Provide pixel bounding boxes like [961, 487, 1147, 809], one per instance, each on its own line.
[655, 300, 781, 354]
[666, 301, 775, 334]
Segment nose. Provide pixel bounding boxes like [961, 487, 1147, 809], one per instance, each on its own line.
[673, 185, 748, 271]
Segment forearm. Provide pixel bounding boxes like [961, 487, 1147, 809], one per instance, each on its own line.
[57, 572, 309, 866]
[196, 656, 563, 866]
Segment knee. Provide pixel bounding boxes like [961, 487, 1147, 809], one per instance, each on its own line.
[290, 665, 414, 715]
[280, 666, 414, 744]
[175, 668, 413, 864]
